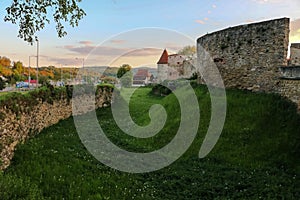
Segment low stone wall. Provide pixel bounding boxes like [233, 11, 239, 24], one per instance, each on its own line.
[278, 79, 300, 109]
[0, 86, 113, 170]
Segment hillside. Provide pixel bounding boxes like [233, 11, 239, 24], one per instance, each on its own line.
[0, 85, 299, 199]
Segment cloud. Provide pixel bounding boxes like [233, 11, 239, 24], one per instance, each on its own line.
[207, 10, 211, 14]
[164, 43, 182, 52]
[195, 18, 210, 25]
[252, 0, 284, 4]
[57, 38, 192, 67]
[60, 44, 162, 59]
[291, 19, 300, 36]
[110, 39, 126, 44]
[212, 4, 217, 8]
[45, 47, 168, 68]
[63, 45, 75, 49]
[47, 57, 83, 66]
[109, 49, 163, 67]
[62, 45, 95, 55]
[195, 20, 205, 24]
[290, 19, 300, 43]
[78, 41, 93, 46]
[253, 0, 269, 3]
[124, 48, 162, 57]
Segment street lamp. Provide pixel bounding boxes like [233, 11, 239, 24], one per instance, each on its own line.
[28, 55, 37, 88]
[36, 39, 39, 88]
[60, 64, 64, 86]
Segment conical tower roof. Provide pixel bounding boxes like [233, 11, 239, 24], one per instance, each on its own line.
[157, 49, 168, 64]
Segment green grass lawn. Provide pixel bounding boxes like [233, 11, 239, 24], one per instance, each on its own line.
[0, 92, 10, 96]
[1, 85, 299, 199]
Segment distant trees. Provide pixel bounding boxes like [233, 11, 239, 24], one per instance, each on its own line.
[0, 56, 11, 67]
[117, 64, 133, 87]
[117, 64, 132, 78]
[0, 65, 13, 77]
[0, 61, 26, 84]
[0, 55, 79, 85]
[0, 57, 13, 84]
[13, 61, 25, 75]
[177, 45, 196, 56]
[39, 76, 51, 87]
[4, 0, 86, 43]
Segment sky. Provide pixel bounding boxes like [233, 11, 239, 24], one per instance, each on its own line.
[0, 0, 300, 68]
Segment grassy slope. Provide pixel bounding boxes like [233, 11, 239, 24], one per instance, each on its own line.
[1, 86, 299, 199]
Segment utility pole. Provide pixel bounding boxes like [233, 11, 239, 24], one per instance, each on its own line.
[36, 39, 39, 88]
[60, 64, 63, 86]
[29, 55, 37, 89]
[75, 58, 85, 83]
[28, 56, 31, 88]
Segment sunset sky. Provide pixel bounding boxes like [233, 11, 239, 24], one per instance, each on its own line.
[0, 0, 300, 68]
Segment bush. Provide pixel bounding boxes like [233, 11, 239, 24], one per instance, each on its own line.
[0, 77, 6, 90]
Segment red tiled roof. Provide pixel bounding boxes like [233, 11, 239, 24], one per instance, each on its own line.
[24, 80, 37, 83]
[157, 49, 168, 64]
[135, 69, 150, 77]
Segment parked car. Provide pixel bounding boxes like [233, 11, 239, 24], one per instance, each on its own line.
[16, 81, 29, 88]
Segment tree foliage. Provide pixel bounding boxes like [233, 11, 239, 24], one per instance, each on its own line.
[0, 57, 11, 67]
[117, 64, 132, 87]
[0, 55, 80, 84]
[13, 61, 25, 75]
[4, 0, 86, 43]
[0, 77, 6, 90]
[0, 65, 13, 77]
[177, 45, 196, 56]
[117, 64, 132, 78]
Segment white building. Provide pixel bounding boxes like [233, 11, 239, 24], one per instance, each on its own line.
[157, 49, 196, 82]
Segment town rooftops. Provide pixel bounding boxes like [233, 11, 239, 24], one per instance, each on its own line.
[135, 69, 150, 77]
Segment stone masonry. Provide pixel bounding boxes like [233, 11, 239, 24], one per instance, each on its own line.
[0, 86, 113, 170]
[197, 17, 300, 109]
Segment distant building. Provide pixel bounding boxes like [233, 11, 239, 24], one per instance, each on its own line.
[132, 69, 152, 86]
[157, 49, 196, 82]
[24, 79, 38, 87]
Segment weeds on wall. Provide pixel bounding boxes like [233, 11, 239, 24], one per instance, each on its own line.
[0, 84, 114, 118]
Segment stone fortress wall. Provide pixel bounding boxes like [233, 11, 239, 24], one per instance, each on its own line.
[196, 17, 300, 109]
[0, 86, 113, 170]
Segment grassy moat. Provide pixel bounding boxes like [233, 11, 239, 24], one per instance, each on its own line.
[0, 85, 299, 199]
